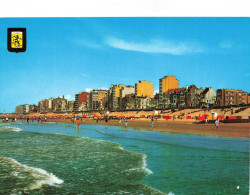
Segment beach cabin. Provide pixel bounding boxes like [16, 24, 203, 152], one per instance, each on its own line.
[211, 112, 218, 119]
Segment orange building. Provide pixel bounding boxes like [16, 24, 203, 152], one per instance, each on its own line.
[159, 76, 179, 94]
[159, 76, 179, 108]
[135, 80, 153, 98]
[110, 84, 126, 110]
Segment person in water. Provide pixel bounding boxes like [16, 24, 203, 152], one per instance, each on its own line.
[105, 117, 108, 128]
[125, 120, 128, 131]
[76, 118, 81, 133]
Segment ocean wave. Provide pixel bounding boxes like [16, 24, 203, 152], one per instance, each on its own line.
[126, 154, 153, 176]
[0, 156, 63, 194]
[0, 126, 22, 132]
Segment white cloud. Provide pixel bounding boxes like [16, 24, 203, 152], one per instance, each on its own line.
[154, 90, 159, 95]
[85, 88, 92, 92]
[65, 94, 74, 100]
[105, 37, 203, 55]
[101, 87, 108, 90]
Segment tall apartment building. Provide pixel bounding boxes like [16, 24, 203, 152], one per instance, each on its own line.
[216, 89, 249, 106]
[159, 76, 179, 108]
[46, 98, 54, 112]
[135, 80, 153, 98]
[118, 86, 135, 109]
[15, 105, 24, 114]
[15, 104, 36, 114]
[88, 90, 108, 110]
[109, 84, 126, 111]
[74, 92, 88, 112]
[38, 99, 47, 113]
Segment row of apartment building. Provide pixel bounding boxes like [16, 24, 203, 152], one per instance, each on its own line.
[15, 76, 250, 114]
[15, 104, 38, 114]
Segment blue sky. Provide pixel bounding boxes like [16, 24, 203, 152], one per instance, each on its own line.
[0, 18, 249, 113]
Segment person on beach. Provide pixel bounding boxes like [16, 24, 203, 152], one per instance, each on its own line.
[76, 118, 80, 133]
[96, 118, 99, 123]
[125, 120, 128, 131]
[215, 119, 219, 130]
[151, 117, 154, 127]
[205, 118, 208, 124]
[119, 119, 121, 124]
[27, 117, 29, 124]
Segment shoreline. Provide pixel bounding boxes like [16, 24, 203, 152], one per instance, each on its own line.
[46, 118, 250, 138]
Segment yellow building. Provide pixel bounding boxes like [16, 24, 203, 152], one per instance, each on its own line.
[110, 84, 126, 110]
[159, 76, 179, 93]
[135, 80, 153, 98]
[115, 85, 126, 98]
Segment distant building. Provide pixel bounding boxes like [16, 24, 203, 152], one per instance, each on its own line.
[15, 105, 24, 114]
[159, 76, 179, 108]
[79, 102, 88, 111]
[38, 99, 47, 113]
[120, 94, 136, 110]
[135, 80, 153, 98]
[135, 96, 152, 109]
[200, 87, 216, 106]
[15, 104, 37, 114]
[46, 98, 54, 112]
[118, 86, 135, 109]
[53, 96, 67, 112]
[88, 90, 108, 110]
[109, 84, 126, 111]
[167, 88, 187, 108]
[163, 85, 203, 108]
[74, 92, 88, 112]
[67, 101, 75, 112]
[216, 89, 249, 106]
[186, 85, 203, 107]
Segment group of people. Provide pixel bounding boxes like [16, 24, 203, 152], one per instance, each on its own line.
[2, 117, 17, 123]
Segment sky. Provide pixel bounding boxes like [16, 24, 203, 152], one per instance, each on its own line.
[0, 18, 249, 113]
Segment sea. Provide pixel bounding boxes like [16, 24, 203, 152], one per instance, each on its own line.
[0, 121, 249, 195]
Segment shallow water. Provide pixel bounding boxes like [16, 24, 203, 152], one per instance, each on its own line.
[0, 121, 249, 194]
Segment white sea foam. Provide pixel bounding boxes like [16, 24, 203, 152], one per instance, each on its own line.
[12, 127, 22, 132]
[2, 156, 63, 191]
[168, 192, 175, 195]
[141, 154, 153, 175]
[0, 126, 22, 132]
[126, 154, 153, 176]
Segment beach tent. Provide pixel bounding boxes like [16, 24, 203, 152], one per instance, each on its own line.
[211, 112, 218, 118]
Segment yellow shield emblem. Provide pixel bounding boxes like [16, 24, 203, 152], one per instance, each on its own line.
[11, 32, 23, 48]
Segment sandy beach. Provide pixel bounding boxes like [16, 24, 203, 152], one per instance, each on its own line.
[47, 118, 250, 138]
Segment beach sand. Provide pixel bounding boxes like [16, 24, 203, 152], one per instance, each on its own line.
[47, 118, 250, 138]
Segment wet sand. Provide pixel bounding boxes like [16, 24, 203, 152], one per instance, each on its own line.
[47, 118, 250, 138]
